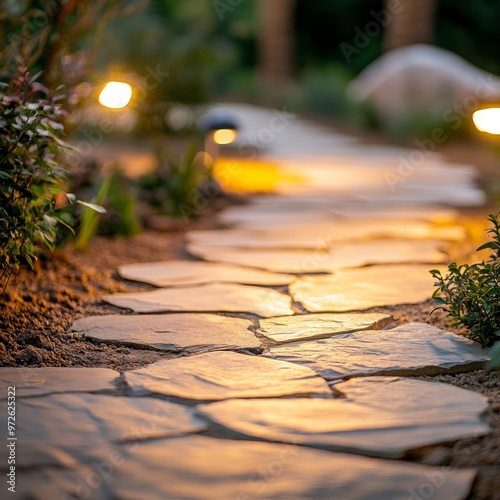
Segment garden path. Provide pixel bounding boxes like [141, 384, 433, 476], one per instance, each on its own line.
[2, 104, 492, 499]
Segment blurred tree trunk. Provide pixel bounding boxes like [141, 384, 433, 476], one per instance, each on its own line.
[257, 0, 296, 86]
[384, 0, 437, 51]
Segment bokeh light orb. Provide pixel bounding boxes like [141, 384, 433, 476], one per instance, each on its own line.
[98, 81, 132, 109]
[472, 107, 500, 135]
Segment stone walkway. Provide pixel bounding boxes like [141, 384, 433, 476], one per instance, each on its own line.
[1, 104, 493, 499]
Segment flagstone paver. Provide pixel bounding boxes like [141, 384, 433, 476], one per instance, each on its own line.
[15, 468, 101, 500]
[118, 260, 296, 287]
[3, 393, 206, 468]
[0, 367, 119, 398]
[124, 351, 332, 401]
[290, 264, 439, 311]
[264, 322, 489, 380]
[72, 313, 260, 354]
[187, 222, 464, 250]
[257, 312, 392, 343]
[103, 282, 294, 317]
[328, 203, 458, 222]
[198, 377, 489, 458]
[189, 240, 445, 273]
[220, 211, 340, 231]
[220, 198, 458, 225]
[110, 435, 476, 500]
[361, 184, 485, 206]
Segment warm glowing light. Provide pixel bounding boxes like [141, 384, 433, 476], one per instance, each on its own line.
[98, 81, 132, 109]
[214, 157, 304, 194]
[212, 129, 237, 145]
[472, 108, 500, 135]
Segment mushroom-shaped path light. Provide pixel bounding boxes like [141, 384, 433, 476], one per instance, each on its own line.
[198, 111, 240, 163]
[199, 111, 240, 145]
[98, 81, 133, 109]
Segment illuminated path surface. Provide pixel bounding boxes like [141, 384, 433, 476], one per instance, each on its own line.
[2, 104, 494, 499]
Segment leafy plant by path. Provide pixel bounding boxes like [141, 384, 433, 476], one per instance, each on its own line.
[486, 343, 500, 371]
[431, 213, 500, 348]
[98, 166, 141, 237]
[0, 68, 73, 286]
[0, 67, 103, 286]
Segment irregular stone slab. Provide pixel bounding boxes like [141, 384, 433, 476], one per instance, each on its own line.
[118, 260, 295, 287]
[330, 201, 458, 225]
[290, 265, 438, 311]
[335, 376, 488, 412]
[188, 222, 464, 250]
[15, 468, 100, 500]
[257, 312, 392, 343]
[108, 435, 475, 499]
[72, 313, 260, 354]
[329, 203, 458, 222]
[0, 367, 119, 399]
[264, 322, 490, 380]
[219, 209, 337, 230]
[362, 184, 486, 207]
[124, 351, 331, 401]
[103, 283, 294, 317]
[198, 377, 489, 459]
[1, 393, 206, 468]
[189, 241, 445, 273]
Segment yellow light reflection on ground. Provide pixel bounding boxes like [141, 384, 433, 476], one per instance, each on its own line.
[214, 157, 305, 194]
[98, 81, 133, 109]
[212, 129, 237, 145]
[472, 108, 500, 135]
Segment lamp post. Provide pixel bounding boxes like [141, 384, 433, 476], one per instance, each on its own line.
[198, 111, 239, 163]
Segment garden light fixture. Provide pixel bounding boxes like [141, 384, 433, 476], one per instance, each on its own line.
[199, 111, 240, 145]
[198, 110, 240, 161]
[98, 81, 133, 109]
[472, 106, 500, 136]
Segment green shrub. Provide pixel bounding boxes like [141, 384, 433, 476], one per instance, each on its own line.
[431, 213, 500, 347]
[139, 144, 213, 219]
[73, 166, 141, 252]
[0, 68, 73, 285]
[73, 173, 111, 253]
[486, 342, 500, 371]
[98, 166, 141, 237]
